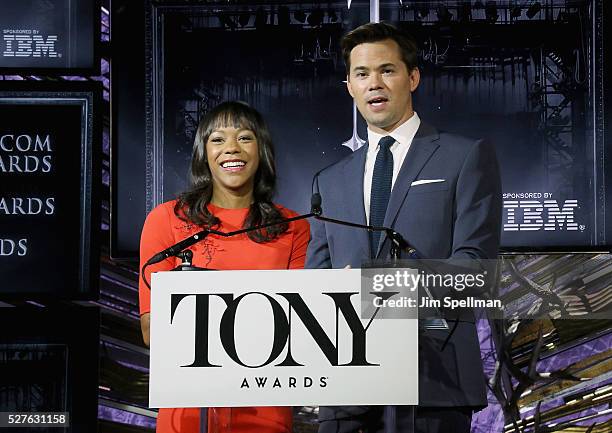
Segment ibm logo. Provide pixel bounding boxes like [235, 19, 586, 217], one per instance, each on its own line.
[3, 34, 60, 58]
[504, 200, 579, 231]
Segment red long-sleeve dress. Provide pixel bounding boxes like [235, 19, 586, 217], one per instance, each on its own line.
[139, 201, 310, 433]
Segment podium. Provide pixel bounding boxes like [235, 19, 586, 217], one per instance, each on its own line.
[149, 268, 419, 430]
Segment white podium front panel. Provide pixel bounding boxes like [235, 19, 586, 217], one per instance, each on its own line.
[149, 269, 418, 408]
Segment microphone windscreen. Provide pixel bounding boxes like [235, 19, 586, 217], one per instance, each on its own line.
[311, 193, 322, 208]
[311, 193, 322, 215]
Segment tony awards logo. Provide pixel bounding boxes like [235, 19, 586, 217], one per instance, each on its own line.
[171, 292, 375, 369]
[170, 291, 377, 390]
[3, 29, 61, 59]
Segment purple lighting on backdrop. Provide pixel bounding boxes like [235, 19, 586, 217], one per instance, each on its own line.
[98, 405, 157, 429]
[473, 323, 612, 432]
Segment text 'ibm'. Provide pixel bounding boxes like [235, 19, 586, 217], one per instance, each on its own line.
[3, 34, 60, 58]
[504, 200, 579, 231]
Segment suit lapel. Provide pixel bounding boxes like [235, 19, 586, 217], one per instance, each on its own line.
[377, 123, 440, 257]
[342, 144, 370, 258]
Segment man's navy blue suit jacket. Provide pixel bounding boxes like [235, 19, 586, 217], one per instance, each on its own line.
[306, 121, 502, 420]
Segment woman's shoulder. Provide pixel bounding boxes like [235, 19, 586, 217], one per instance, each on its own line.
[147, 199, 178, 218]
[143, 199, 198, 238]
[143, 199, 183, 227]
[275, 203, 295, 216]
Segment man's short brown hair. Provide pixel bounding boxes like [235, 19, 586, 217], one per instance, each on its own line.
[341, 22, 419, 73]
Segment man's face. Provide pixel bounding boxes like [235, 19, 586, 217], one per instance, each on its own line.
[347, 39, 420, 134]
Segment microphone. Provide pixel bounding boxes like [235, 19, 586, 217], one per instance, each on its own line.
[310, 166, 416, 259]
[142, 208, 317, 287]
[141, 229, 217, 290]
[146, 210, 315, 267]
[309, 161, 342, 216]
[308, 183, 447, 331]
[310, 166, 325, 215]
[311, 193, 322, 216]
[314, 211, 417, 260]
[144, 229, 222, 266]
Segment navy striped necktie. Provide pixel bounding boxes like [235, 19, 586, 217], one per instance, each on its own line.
[369, 135, 395, 258]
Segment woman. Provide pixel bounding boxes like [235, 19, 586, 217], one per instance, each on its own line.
[139, 101, 309, 433]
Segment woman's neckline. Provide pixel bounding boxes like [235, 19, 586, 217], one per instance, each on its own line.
[208, 202, 250, 211]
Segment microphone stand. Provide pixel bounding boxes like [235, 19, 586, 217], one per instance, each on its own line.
[313, 213, 416, 260]
[310, 194, 416, 261]
[142, 213, 316, 282]
[173, 212, 317, 271]
[174, 249, 206, 271]
[311, 195, 448, 331]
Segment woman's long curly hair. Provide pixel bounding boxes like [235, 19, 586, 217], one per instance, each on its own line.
[174, 101, 287, 242]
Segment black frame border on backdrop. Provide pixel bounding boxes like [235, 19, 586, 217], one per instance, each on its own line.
[110, 0, 147, 260]
[0, 306, 100, 432]
[0, 0, 101, 76]
[0, 81, 102, 300]
[130, 0, 610, 256]
[602, 0, 611, 252]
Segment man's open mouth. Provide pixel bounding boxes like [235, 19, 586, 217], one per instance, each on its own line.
[368, 96, 389, 107]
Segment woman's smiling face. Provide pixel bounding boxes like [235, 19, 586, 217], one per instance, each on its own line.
[206, 125, 260, 200]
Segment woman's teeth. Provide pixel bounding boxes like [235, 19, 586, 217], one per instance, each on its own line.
[221, 161, 245, 169]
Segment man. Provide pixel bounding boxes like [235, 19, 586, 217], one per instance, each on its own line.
[306, 23, 502, 433]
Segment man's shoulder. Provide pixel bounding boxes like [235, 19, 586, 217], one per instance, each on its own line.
[317, 145, 366, 182]
[434, 129, 492, 160]
[436, 129, 480, 147]
[417, 120, 478, 145]
[416, 122, 496, 175]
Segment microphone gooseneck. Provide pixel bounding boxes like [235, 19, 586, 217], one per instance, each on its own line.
[145, 229, 212, 266]
[141, 211, 315, 287]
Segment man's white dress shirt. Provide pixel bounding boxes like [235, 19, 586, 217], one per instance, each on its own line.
[364, 112, 421, 223]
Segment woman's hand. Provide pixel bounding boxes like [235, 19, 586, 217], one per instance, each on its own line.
[140, 313, 151, 347]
